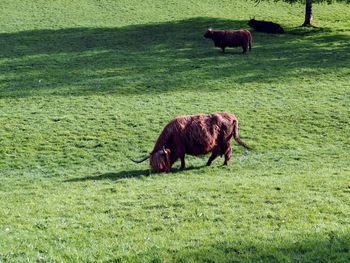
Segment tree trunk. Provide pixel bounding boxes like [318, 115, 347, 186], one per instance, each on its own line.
[302, 0, 313, 26]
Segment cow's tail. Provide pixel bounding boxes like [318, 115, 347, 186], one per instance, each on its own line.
[249, 33, 252, 51]
[233, 120, 252, 150]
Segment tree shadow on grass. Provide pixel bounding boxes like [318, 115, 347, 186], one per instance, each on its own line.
[172, 238, 350, 262]
[287, 26, 332, 36]
[135, 233, 350, 262]
[0, 17, 349, 98]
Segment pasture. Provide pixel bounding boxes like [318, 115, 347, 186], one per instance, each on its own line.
[0, 0, 349, 262]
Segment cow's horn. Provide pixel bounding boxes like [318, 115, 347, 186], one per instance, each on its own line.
[130, 155, 150, 164]
[162, 146, 167, 155]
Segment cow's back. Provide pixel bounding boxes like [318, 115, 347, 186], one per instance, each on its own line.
[224, 30, 251, 47]
[170, 114, 214, 155]
[180, 113, 236, 155]
[213, 112, 237, 141]
[154, 113, 237, 157]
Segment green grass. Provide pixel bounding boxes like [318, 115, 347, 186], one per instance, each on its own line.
[0, 0, 350, 262]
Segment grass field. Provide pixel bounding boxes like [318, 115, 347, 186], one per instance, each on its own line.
[0, 0, 349, 262]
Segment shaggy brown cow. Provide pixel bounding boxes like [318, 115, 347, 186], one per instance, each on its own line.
[204, 29, 252, 53]
[131, 112, 251, 173]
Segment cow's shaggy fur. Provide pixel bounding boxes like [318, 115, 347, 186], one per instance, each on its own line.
[248, 19, 284, 34]
[132, 112, 251, 173]
[204, 29, 252, 53]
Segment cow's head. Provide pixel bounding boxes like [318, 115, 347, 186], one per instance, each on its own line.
[248, 18, 256, 27]
[150, 147, 171, 173]
[204, 28, 213, 39]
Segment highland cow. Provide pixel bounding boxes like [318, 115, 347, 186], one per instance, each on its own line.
[248, 18, 284, 34]
[131, 112, 251, 173]
[204, 29, 252, 53]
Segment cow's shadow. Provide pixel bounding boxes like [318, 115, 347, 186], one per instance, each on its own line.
[65, 169, 150, 182]
[65, 165, 206, 182]
[222, 51, 249, 55]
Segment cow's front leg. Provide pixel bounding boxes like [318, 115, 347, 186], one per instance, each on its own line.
[221, 46, 226, 53]
[180, 156, 186, 170]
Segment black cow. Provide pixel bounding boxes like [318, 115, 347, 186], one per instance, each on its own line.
[248, 19, 284, 34]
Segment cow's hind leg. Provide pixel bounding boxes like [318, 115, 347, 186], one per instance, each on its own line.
[223, 147, 232, 166]
[180, 156, 186, 170]
[242, 41, 249, 54]
[207, 148, 220, 166]
[207, 153, 218, 166]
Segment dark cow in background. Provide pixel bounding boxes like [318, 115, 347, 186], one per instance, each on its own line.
[248, 18, 284, 34]
[204, 29, 252, 53]
[131, 112, 251, 173]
